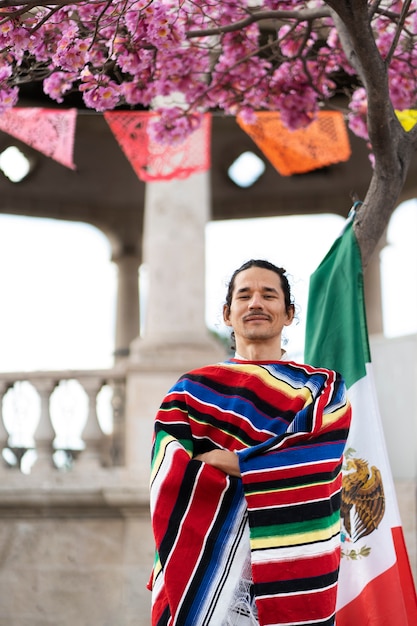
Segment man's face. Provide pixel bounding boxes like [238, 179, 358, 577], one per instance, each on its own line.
[223, 266, 294, 345]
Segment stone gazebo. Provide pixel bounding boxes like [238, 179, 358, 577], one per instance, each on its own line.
[0, 112, 415, 625]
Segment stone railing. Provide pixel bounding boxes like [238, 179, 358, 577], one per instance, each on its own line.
[0, 368, 126, 474]
[0, 367, 153, 518]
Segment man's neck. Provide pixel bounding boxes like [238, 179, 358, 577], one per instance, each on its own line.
[234, 341, 285, 361]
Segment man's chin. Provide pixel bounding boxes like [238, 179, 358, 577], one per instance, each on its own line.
[244, 331, 273, 341]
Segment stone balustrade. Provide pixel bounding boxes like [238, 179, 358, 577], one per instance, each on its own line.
[0, 367, 149, 517]
[0, 368, 154, 625]
[0, 368, 125, 472]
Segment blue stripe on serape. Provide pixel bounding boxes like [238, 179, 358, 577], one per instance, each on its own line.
[175, 376, 288, 428]
[238, 438, 347, 470]
[261, 363, 327, 395]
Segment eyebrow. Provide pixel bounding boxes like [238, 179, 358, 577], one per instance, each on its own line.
[235, 285, 280, 295]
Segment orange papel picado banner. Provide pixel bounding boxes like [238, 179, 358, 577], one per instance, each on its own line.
[237, 110, 351, 176]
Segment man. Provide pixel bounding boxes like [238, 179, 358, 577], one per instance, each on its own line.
[149, 259, 351, 626]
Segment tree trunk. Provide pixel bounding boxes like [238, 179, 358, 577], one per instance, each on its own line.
[354, 167, 407, 269]
[354, 116, 417, 269]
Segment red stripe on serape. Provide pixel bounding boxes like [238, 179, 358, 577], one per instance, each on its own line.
[246, 459, 341, 485]
[192, 363, 310, 411]
[152, 446, 190, 546]
[161, 463, 229, 616]
[258, 584, 337, 626]
[253, 550, 340, 583]
[186, 400, 263, 447]
[254, 551, 340, 625]
[246, 478, 341, 509]
[312, 371, 338, 432]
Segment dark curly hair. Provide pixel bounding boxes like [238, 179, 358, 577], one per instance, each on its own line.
[224, 259, 294, 314]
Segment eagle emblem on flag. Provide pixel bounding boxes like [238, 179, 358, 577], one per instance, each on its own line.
[340, 448, 385, 557]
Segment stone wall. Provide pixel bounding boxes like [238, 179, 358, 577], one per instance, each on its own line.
[371, 333, 417, 583]
[0, 509, 153, 626]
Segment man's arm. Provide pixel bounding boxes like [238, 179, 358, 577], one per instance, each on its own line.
[194, 449, 241, 477]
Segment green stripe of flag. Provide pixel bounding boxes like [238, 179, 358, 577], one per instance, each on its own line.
[304, 216, 370, 389]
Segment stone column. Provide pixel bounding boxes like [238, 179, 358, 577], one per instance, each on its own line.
[130, 170, 224, 369]
[112, 253, 141, 360]
[126, 172, 224, 480]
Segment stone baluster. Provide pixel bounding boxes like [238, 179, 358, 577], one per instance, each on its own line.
[108, 379, 126, 467]
[31, 379, 57, 472]
[76, 378, 105, 471]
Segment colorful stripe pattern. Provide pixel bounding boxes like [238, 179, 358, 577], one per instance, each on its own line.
[149, 359, 351, 626]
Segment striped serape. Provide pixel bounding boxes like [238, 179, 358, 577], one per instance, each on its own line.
[149, 359, 351, 626]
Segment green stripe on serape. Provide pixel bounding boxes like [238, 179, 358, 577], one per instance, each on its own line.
[153, 428, 194, 456]
[250, 509, 341, 540]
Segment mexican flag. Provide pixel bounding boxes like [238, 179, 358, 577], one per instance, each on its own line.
[304, 212, 417, 625]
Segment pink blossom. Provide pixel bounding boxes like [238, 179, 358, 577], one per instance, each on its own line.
[278, 23, 317, 58]
[79, 70, 122, 111]
[0, 60, 12, 82]
[149, 107, 203, 145]
[0, 84, 18, 112]
[121, 79, 154, 106]
[43, 71, 76, 103]
[0, 0, 414, 144]
[348, 88, 369, 140]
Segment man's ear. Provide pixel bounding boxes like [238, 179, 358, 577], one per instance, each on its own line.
[223, 304, 232, 327]
[284, 304, 295, 327]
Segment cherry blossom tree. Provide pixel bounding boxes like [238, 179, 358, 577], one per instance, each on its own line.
[0, 0, 416, 266]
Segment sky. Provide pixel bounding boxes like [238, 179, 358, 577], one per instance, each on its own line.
[0, 199, 416, 372]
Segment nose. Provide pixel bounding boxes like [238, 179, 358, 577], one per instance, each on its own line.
[249, 292, 263, 309]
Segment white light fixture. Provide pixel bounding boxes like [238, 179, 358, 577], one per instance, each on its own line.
[0, 145, 33, 182]
[228, 151, 266, 188]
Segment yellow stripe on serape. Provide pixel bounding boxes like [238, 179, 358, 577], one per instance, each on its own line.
[322, 399, 351, 428]
[151, 433, 176, 483]
[153, 551, 162, 579]
[158, 405, 189, 418]
[248, 476, 335, 498]
[224, 363, 312, 403]
[150, 425, 193, 484]
[250, 518, 341, 550]
[150, 432, 179, 483]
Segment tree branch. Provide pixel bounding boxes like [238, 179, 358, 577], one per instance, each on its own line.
[186, 7, 330, 39]
[325, 0, 415, 268]
[326, 1, 398, 169]
[385, 0, 413, 66]
[0, 0, 81, 7]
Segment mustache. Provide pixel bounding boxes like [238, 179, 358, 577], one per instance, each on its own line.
[243, 312, 271, 322]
